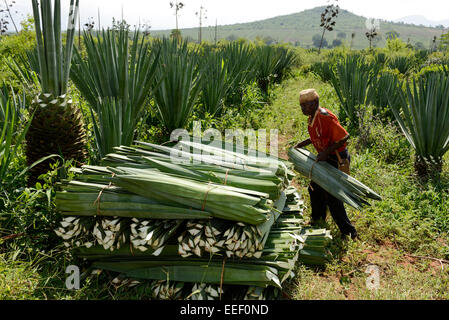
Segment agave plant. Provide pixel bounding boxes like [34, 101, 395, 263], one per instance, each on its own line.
[442, 59, 449, 76]
[373, 52, 387, 66]
[388, 55, 414, 75]
[24, 0, 86, 186]
[220, 42, 256, 107]
[329, 54, 377, 128]
[151, 38, 202, 134]
[272, 46, 297, 84]
[253, 45, 297, 96]
[388, 72, 449, 177]
[253, 46, 284, 96]
[70, 27, 160, 159]
[0, 84, 30, 186]
[368, 71, 401, 120]
[310, 61, 334, 83]
[414, 49, 430, 65]
[6, 48, 41, 89]
[199, 50, 238, 116]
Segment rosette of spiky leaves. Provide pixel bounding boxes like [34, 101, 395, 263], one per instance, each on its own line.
[150, 38, 202, 134]
[26, 0, 87, 185]
[151, 280, 184, 300]
[131, 219, 183, 252]
[70, 27, 160, 159]
[253, 45, 283, 96]
[199, 49, 239, 116]
[368, 71, 401, 120]
[6, 48, 41, 90]
[388, 72, 449, 177]
[189, 283, 223, 300]
[329, 54, 378, 128]
[388, 55, 414, 75]
[272, 47, 297, 84]
[54, 216, 96, 248]
[0, 84, 30, 186]
[310, 61, 334, 83]
[221, 42, 256, 107]
[374, 52, 387, 66]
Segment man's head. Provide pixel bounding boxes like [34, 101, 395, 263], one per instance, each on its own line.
[300, 89, 319, 116]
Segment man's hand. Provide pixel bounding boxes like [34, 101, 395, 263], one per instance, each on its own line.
[295, 139, 312, 149]
[317, 135, 350, 162]
[316, 151, 329, 162]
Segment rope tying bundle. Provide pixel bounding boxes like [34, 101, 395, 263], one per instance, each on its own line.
[224, 169, 230, 186]
[308, 160, 318, 192]
[201, 182, 215, 211]
[93, 173, 116, 216]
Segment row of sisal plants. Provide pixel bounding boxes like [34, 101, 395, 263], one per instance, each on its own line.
[8, 8, 298, 183]
[309, 50, 449, 178]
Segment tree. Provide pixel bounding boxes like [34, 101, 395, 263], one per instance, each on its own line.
[0, 14, 9, 35]
[414, 41, 426, 50]
[112, 17, 130, 31]
[318, 0, 339, 53]
[226, 34, 237, 41]
[365, 18, 380, 50]
[440, 31, 449, 48]
[195, 5, 207, 43]
[141, 20, 151, 37]
[263, 36, 276, 45]
[431, 35, 438, 52]
[170, 28, 181, 41]
[83, 17, 95, 32]
[386, 37, 407, 52]
[332, 38, 342, 48]
[350, 32, 356, 50]
[337, 31, 346, 39]
[170, 1, 184, 31]
[385, 30, 400, 40]
[0, 0, 18, 34]
[313, 33, 327, 48]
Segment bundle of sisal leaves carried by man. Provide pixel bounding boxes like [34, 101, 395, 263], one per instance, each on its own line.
[288, 148, 382, 210]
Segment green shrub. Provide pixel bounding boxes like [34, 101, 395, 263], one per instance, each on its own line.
[355, 106, 411, 165]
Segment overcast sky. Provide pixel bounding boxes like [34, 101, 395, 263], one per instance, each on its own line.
[5, 0, 449, 31]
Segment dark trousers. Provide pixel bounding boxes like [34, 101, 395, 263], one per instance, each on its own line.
[308, 150, 356, 236]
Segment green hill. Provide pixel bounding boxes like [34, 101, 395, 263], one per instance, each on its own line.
[151, 6, 445, 49]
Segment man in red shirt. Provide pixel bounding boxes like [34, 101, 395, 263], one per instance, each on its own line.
[295, 89, 357, 240]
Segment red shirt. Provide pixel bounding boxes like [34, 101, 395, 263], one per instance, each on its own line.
[308, 107, 349, 154]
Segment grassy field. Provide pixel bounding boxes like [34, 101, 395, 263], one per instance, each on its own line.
[1, 69, 448, 300]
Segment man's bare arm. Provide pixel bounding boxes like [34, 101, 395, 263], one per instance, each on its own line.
[317, 135, 350, 162]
